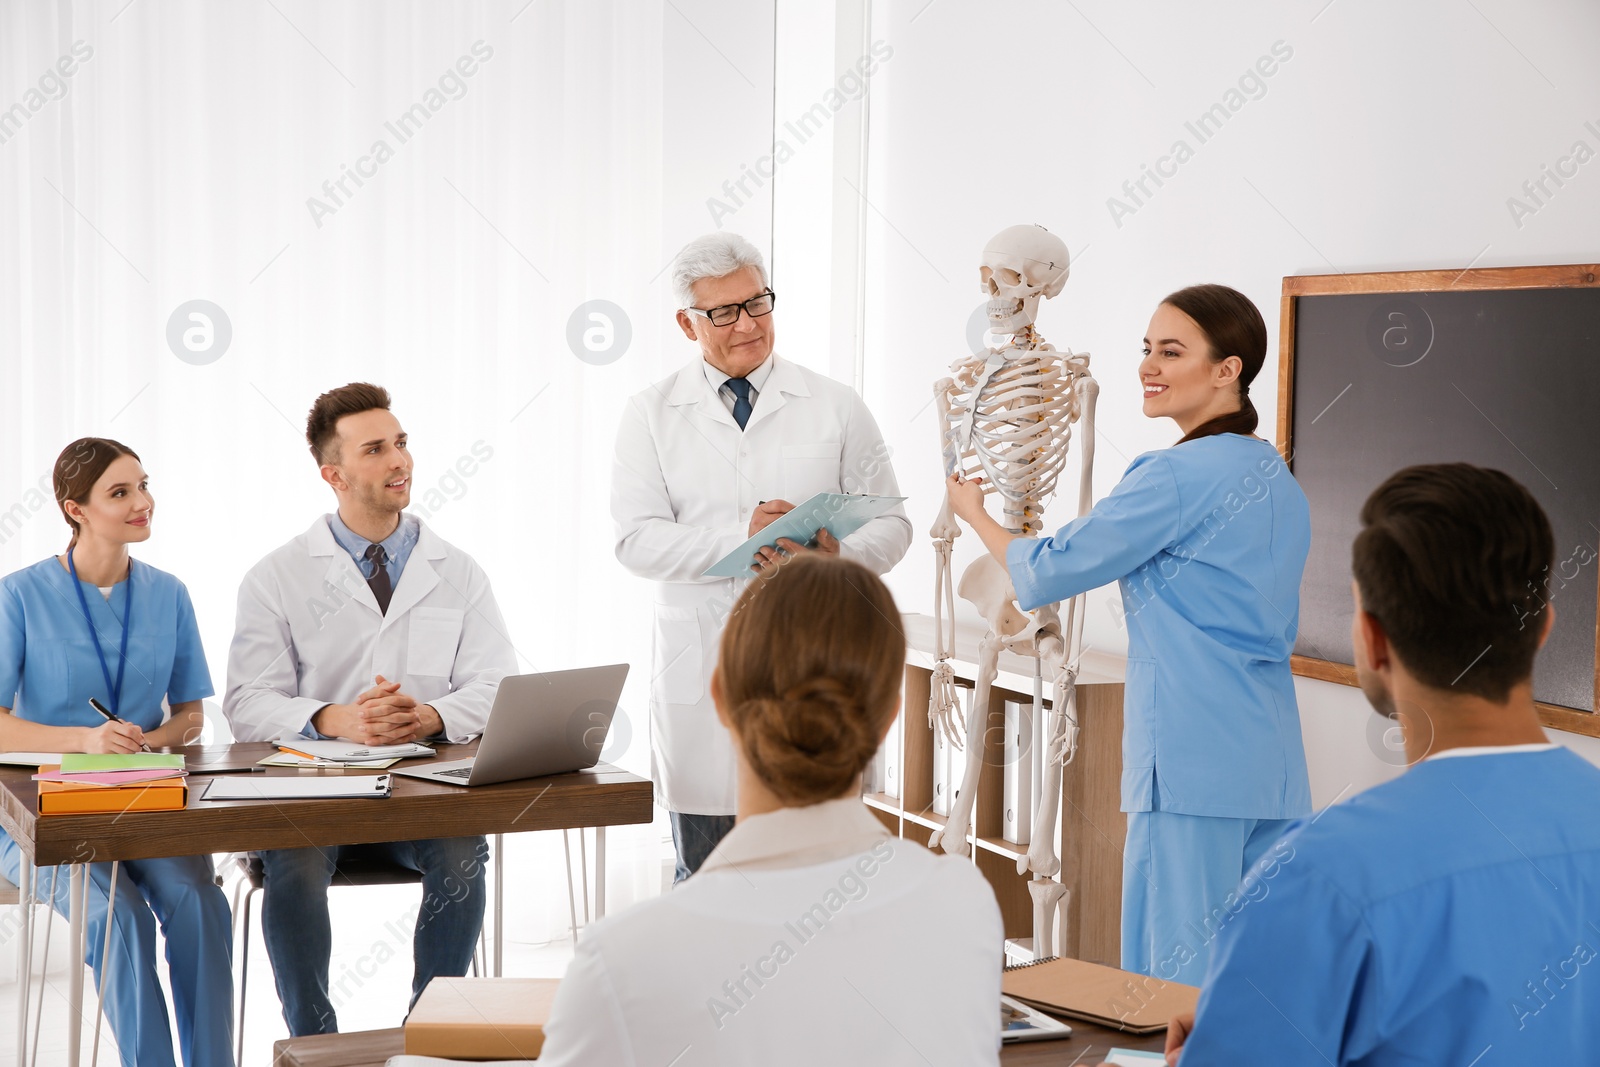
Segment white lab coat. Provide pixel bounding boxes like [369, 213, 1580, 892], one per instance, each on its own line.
[612, 355, 911, 814]
[224, 515, 515, 743]
[536, 797, 1004, 1066]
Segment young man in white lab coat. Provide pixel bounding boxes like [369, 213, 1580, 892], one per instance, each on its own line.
[612, 232, 911, 882]
[224, 382, 516, 1036]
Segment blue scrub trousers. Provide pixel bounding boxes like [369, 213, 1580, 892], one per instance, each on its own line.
[1121, 809, 1294, 986]
[0, 835, 234, 1067]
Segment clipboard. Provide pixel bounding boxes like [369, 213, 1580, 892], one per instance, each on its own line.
[703, 492, 906, 578]
[201, 774, 393, 800]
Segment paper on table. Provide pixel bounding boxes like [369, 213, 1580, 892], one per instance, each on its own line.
[703, 492, 906, 578]
[0, 752, 67, 767]
[274, 738, 434, 762]
[202, 774, 392, 800]
[257, 752, 400, 769]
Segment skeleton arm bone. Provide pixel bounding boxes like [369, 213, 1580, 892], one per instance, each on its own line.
[930, 625, 1003, 856]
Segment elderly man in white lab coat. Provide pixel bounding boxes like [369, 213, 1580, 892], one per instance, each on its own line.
[612, 232, 911, 882]
[224, 382, 515, 1037]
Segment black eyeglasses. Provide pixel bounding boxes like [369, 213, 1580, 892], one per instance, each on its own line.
[684, 290, 777, 328]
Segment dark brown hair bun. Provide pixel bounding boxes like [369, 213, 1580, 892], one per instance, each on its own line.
[718, 555, 905, 805]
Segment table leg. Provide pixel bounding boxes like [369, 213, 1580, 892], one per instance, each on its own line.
[594, 827, 606, 920]
[492, 833, 503, 978]
[67, 863, 85, 1067]
[16, 861, 33, 1066]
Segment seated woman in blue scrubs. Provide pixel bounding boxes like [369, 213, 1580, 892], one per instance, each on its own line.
[946, 284, 1312, 985]
[0, 438, 234, 1067]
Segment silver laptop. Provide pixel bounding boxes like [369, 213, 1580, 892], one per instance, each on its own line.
[393, 664, 628, 787]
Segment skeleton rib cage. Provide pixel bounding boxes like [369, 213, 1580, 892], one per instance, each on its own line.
[941, 344, 1092, 536]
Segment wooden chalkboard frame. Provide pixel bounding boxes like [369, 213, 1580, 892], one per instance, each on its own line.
[1277, 263, 1600, 739]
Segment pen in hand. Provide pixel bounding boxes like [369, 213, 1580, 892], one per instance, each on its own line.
[87, 697, 151, 752]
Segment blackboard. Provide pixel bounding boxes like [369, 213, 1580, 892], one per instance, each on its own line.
[1279, 264, 1600, 735]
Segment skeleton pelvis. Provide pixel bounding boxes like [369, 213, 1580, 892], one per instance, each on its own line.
[957, 554, 1036, 643]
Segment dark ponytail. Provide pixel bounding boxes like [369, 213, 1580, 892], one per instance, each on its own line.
[1162, 284, 1267, 445]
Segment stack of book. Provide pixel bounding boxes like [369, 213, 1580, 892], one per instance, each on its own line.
[32, 753, 189, 815]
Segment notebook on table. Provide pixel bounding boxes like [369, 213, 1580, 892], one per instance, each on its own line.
[405, 977, 559, 1059]
[1002, 955, 1199, 1036]
[37, 773, 187, 815]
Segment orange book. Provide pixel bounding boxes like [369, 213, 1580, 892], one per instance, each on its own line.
[37, 776, 188, 816]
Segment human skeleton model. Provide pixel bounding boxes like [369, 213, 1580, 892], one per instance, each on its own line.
[927, 224, 1097, 958]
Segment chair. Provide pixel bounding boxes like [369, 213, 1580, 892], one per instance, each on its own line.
[230, 834, 594, 1066]
[231, 847, 477, 1066]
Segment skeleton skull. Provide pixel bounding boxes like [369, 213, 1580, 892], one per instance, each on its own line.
[980, 224, 1070, 335]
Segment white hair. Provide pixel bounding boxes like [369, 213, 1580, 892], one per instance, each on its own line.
[670, 232, 768, 310]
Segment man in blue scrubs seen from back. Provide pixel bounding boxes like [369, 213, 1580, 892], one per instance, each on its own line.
[1166, 463, 1600, 1065]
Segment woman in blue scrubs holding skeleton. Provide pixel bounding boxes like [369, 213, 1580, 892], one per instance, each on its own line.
[947, 285, 1312, 985]
[0, 438, 233, 1067]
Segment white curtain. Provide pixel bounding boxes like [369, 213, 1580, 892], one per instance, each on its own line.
[1, 0, 793, 1042]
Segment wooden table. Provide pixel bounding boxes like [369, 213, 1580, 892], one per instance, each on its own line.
[0, 741, 653, 1067]
[273, 1019, 1168, 1065]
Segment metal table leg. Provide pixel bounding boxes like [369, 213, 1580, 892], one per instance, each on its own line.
[16, 861, 33, 1066]
[492, 833, 503, 978]
[67, 863, 86, 1067]
[594, 827, 606, 920]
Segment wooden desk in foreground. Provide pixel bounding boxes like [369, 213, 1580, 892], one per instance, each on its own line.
[272, 1020, 1168, 1065]
[0, 740, 654, 865]
[0, 741, 653, 1067]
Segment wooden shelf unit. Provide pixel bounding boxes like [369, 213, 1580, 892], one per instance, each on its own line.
[867, 614, 1128, 965]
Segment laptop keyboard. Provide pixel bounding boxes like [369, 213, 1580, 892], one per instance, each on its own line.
[438, 767, 473, 779]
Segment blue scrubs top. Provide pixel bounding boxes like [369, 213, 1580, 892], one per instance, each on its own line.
[1007, 433, 1311, 819]
[0, 556, 213, 729]
[1181, 747, 1600, 1065]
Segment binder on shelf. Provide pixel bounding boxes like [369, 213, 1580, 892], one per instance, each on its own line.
[1003, 698, 1034, 845]
[882, 711, 901, 800]
[864, 743, 885, 795]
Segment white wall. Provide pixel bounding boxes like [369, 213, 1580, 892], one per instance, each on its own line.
[852, 0, 1600, 800]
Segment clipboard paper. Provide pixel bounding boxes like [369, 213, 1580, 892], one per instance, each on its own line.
[704, 492, 905, 578]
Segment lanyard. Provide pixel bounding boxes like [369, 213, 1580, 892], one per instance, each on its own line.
[67, 548, 133, 718]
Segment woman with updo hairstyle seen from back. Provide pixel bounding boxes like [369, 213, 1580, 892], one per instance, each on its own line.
[538, 554, 1004, 1066]
[947, 284, 1315, 988]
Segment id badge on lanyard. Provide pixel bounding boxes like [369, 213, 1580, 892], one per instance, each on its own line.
[67, 549, 133, 717]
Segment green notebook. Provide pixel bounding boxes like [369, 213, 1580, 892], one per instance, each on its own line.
[58, 753, 186, 773]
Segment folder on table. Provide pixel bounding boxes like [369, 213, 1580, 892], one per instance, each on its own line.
[59, 752, 186, 773]
[34, 767, 190, 788]
[405, 977, 559, 1059]
[37, 774, 188, 816]
[201, 775, 392, 801]
[1002, 956, 1199, 1035]
[703, 492, 906, 578]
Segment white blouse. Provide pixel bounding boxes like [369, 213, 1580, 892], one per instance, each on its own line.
[536, 796, 1005, 1066]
